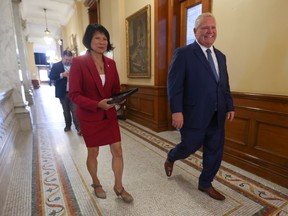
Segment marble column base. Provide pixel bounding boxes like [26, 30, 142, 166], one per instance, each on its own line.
[14, 103, 32, 131]
[25, 89, 34, 105]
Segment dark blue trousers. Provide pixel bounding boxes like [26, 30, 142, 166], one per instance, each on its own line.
[167, 113, 224, 188]
[59, 93, 79, 130]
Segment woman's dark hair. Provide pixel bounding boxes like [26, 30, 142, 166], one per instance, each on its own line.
[82, 24, 113, 51]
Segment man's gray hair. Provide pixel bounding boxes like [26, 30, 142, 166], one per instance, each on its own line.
[194, 12, 215, 29]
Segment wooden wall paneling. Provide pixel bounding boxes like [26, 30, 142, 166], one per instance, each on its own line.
[202, 0, 212, 12]
[180, 0, 201, 46]
[154, 0, 181, 86]
[153, 0, 181, 131]
[151, 86, 169, 130]
[88, 0, 100, 24]
[233, 92, 288, 113]
[123, 0, 287, 187]
[154, 0, 167, 86]
[256, 121, 287, 157]
[122, 84, 169, 132]
[179, 0, 211, 46]
[167, 1, 182, 129]
[225, 115, 250, 147]
[224, 93, 288, 188]
[126, 0, 213, 132]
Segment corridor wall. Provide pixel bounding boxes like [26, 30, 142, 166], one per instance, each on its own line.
[97, 0, 288, 188]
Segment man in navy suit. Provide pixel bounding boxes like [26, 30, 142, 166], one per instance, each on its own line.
[165, 13, 235, 200]
[49, 50, 81, 135]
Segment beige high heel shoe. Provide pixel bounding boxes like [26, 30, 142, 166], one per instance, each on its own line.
[91, 184, 106, 199]
[113, 187, 133, 203]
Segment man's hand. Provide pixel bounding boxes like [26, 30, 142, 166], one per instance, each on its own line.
[226, 111, 235, 122]
[172, 112, 184, 130]
[62, 71, 69, 77]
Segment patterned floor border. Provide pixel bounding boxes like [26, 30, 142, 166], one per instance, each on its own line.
[31, 120, 288, 216]
[32, 128, 82, 216]
[119, 120, 288, 216]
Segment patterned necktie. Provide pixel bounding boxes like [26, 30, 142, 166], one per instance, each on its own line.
[206, 49, 219, 82]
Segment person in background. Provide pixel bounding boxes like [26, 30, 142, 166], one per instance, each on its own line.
[68, 24, 133, 203]
[49, 50, 81, 135]
[165, 13, 235, 201]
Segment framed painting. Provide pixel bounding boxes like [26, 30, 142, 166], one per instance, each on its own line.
[126, 5, 151, 78]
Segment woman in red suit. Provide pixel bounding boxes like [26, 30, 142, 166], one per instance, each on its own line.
[69, 24, 133, 203]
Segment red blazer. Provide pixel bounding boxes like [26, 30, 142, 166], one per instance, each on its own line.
[69, 52, 121, 122]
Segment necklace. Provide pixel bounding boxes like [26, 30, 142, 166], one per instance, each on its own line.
[99, 64, 103, 71]
[94, 58, 104, 73]
[97, 62, 104, 73]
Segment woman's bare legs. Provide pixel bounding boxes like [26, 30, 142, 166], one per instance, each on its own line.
[110, 142, 124, 189]
[110, 141, 133, 202]
[87, 147, 106, 197]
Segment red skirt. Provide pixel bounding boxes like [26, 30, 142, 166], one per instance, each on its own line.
[79, 118, 121, 147]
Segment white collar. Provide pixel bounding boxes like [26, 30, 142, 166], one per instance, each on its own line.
[196, 40, 214, 55]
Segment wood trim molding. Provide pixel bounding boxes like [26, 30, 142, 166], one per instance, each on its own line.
[224, 92, 288, 188]
[88, 0, 100, 24]
[121, 84, 288, 188]
[152, 0, 287, 187]
[121, 84, 168, 132]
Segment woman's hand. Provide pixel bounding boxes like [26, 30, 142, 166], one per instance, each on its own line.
[98, 98, 115, 110]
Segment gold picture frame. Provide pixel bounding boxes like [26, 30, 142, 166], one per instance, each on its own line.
[126, 5, 151, 78]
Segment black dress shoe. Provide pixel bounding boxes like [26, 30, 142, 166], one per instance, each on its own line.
[64, 126, 71, 132]
[77, 129, 82, 136]
[164, 159, 174, 177]
[198, 185, 226, 200]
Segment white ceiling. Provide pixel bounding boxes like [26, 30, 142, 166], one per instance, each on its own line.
[19, 0, 77, 54]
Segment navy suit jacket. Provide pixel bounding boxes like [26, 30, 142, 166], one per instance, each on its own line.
[167, 42, 234, 129]
[49, 61, 68, 99]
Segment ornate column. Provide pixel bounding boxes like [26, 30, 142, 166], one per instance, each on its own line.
[12, 0, 34, 105]
[0, 0, 32, 131]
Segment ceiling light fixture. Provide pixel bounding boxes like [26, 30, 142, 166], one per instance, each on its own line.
[43, 8, 50, 35]
[43, 8, 52, 45]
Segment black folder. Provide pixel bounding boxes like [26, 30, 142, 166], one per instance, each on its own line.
[107, 88, 138, 104]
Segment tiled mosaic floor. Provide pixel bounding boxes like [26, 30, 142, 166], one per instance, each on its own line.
[1, 84, 288, 216]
